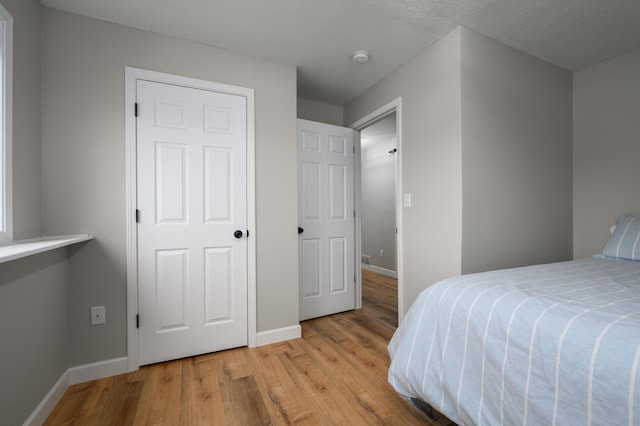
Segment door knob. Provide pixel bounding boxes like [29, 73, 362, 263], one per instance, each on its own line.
[298, 227, 304, 234]
[234, 230, 243, 239]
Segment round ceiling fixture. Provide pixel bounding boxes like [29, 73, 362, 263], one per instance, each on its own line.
[352, 50, 370, 64]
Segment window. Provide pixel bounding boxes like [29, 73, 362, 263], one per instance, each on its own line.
[0, 3, 11, 243]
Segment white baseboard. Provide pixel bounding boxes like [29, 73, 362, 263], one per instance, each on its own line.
[23, 369, 71, 426]
[362, 263, 398, 279]
[68, 357, 128, 385]
[255, 324, 301, 346]
[24, 357, 128, 426]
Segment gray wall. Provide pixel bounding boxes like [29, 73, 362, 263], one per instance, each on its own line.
[361, 114, 397, 271]
[0, 249, 70, 426]
[41, 9, 299, 365]
[573, 48, 640, 258]
[0, 1, 71, 424]
[297, 97, 344, 126]
[460, 28, 573, 273]
[345, 28, 463, 314]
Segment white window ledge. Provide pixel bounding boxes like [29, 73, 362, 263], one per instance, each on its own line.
[0, 234, 93, 264]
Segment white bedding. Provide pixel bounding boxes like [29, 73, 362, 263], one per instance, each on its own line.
[388, 258, 640, 425]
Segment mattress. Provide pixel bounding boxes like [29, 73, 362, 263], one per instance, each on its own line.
[388, 258, 640, 425]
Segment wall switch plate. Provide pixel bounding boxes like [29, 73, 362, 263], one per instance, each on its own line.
[403, 193, 412, 208]
[91, 306, 106, 326]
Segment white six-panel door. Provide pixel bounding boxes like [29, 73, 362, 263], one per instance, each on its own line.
[298, 119, 355, 321]
[137, 80, 248, 365]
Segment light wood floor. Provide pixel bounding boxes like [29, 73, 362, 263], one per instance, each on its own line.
[45, 270, 454, 425]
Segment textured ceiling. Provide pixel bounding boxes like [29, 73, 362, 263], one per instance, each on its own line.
[40, 0, 640, 105]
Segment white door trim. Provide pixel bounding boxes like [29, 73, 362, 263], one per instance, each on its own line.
[349, 98, 404, 320]
[125, 66, 257, 371]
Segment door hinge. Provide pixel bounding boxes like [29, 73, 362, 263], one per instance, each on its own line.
[136, 209, 140, 223]
[353, 210, 356, 218]
[247, 230, 250, 238]
[136, 314, 139, 329]
[134, 102, 139, 117]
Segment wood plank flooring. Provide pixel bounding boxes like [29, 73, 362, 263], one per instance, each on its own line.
[45, 270, 454, 425]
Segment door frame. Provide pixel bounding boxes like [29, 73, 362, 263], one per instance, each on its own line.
[349, 98, 404, 320]
[124, 67, 257, 371]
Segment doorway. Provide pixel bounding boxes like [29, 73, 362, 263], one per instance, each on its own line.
[359, 113, 397, 279]
[350, 98, 403, 321]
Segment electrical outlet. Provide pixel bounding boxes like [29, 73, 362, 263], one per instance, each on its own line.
[379, 249, 384, 257]
[91, 306, 106, 326]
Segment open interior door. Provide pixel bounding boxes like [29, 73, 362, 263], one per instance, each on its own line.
[297, 119, 355, 321]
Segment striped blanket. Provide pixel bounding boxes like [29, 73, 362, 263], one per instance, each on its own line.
[388, 258, 640, 426]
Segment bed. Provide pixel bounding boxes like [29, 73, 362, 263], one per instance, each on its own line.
[388, 214, 640, 425]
